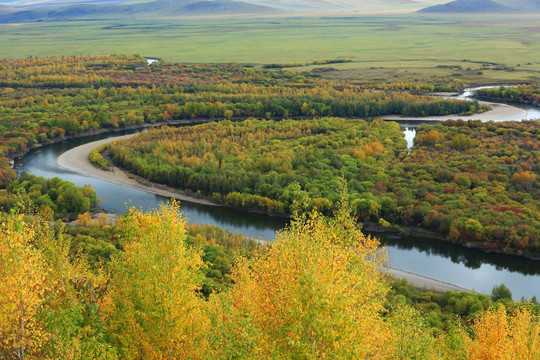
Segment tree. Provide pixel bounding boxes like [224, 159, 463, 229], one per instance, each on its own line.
[491, 284, 512, 302]
[103, 202, 210, 359]
[224, 109, 233, 120]
[469, 305, 540, 360]
[0, 211, 115, 359]
[0, 213, 49, 359]
[208, 204, 391, 358]
[465, 218, 484, 241]
[387, 301, 437, 359]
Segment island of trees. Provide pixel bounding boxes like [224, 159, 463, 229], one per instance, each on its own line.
[101, 118, 540, 255]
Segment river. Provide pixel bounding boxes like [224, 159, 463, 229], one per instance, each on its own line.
[14, 87, 540, 300]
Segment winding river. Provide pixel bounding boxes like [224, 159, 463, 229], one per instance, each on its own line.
[14, 87, 540, 300]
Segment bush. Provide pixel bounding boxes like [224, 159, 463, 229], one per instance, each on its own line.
[491, 283, 512, 302]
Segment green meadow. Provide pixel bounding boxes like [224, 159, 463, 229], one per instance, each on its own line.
[1, 14, 539, 82]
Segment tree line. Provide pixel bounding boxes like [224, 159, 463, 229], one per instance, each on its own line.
[474, 83, 540, 106]
[0, 55, 478, 161]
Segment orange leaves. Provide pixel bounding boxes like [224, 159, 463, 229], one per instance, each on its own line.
[511, 171, 537, 189]
[417, 129, 445, 146]
[355, 141, 384, 159]
[470, 306, 540, 360]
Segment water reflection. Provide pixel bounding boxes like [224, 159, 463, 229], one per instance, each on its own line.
[378, 233, 539, 275]
[395, 120, 439, 151]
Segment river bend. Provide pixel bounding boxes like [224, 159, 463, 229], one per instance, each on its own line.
[14, 87, 540, 300]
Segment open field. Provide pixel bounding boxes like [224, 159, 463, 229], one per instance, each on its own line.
[1, 14, 539, 83]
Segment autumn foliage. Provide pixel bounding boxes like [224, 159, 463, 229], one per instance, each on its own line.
[103, 203, 210, 359]
[208, 204, 391, 358]
[105, 118, 540, 254]
[1, 203, 538, 359]
[0, 55, 479, 183]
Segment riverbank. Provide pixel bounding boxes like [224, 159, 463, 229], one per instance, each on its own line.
[8, 119, 218, 163]
[58, 134, 475, 294]
[385, 268, 470, 293]
[383, 100, 529, 122]
[57, 134, 222, 207]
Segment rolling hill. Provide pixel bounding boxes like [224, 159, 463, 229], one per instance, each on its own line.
[419, 0, 540, 13]
[0, 0, 135, 9]
[7, 0, 535, 21]
[0, 4, 16, 14]
[0, 0, 452, 21]
[0, 0, 281, 22]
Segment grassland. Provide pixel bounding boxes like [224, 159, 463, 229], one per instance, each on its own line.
[1, 14, 539, 83]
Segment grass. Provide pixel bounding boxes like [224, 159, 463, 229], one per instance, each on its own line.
[1, 14, 539, 83]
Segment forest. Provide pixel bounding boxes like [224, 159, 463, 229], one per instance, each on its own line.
[0, 55, 484, 215]
[0, 55, 538, 358]
[103, 118, 540, 255]
[0, 55, 478, 162]
[0, 172, 98, 219]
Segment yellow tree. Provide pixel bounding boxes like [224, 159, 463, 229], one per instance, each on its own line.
[209, 203, 392, 359]
[469, 305, 540, 360]
[37, 220, 117, 360]
[103, 203, 210, 359]
[0, 212, 117, 360]
[0, 213, 48, 359]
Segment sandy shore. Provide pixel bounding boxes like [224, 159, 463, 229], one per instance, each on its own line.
[383, 101, 529, 122]
[58, 134, 472, 293]
[57, 134, 221, 207]
[385, 268, 470, 293]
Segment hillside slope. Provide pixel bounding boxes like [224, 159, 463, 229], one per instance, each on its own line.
[420, 0, 540, 13]
[0, 0, 451, 14]
[0, 0, 280, 22]
[0, 4, 16, 14]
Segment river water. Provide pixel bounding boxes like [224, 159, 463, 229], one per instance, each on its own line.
[14, 88, 540, 300]
[398, 87, 540, 150]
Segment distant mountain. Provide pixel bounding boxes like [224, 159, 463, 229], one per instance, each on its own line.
[0, 0, 281, 22]
[0, 0, 135, 9]
[180, 0, 277, 14]
[0, 4, 16, 14]
[0, 0, 451, 14]
[242, 0, 450, 12]
[419, 0, 540, 13]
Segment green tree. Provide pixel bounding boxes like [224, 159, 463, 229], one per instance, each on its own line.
[491, 284, 512, 302]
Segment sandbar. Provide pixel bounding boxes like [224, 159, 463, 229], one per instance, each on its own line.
[57, 134, 221, 207]
[383, 101, 529, 122]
